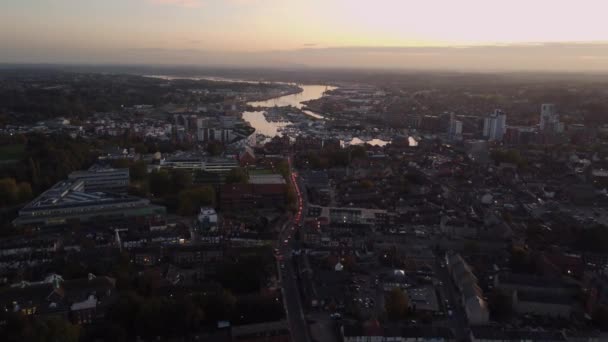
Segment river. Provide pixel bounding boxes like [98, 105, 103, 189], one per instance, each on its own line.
[243, 85, 402, 147]
[242, 85, 335, 138]
[246, 85, 335, 119]
[145, 75, 413, 146]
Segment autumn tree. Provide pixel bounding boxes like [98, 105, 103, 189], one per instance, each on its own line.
[593, 305, 608, 331]
[129, 160, 148, 181]
[178, 186, 216, 216]
[225, 168, 249, 184]
[148, 170, 171, 197]
[0, 178, 18, 205]
[0, 178, 32, 206]
[488, 289, 513, 321]
[385, 288, 409, 320]
[170, 169, 193, 192]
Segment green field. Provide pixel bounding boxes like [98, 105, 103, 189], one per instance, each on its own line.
[0, 144, 25, 161]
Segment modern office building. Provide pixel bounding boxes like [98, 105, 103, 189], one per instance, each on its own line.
[540, 103, 556, 130]
[483, 109, 507, 141]
[196, 116, 238, 143]
[68, 165, 129, 193]
[448, 116, 463, 140]
[159, 155, 239, 186]
[13, 179, 165, 228]
[160, 156, 238, 173]
[504, 126, 537, 145]
[539, 103, 564, 133]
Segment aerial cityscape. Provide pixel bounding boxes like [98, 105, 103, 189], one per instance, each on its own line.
[2, 1, 608, 342]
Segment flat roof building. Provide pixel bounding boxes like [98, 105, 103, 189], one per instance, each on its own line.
[14, 179, 165, 228]
[249, 174, 286, 185]
[160, 156, 238, 173]
[68, 165, 129, 193]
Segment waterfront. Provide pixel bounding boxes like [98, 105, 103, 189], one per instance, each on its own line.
[242, 84, 332, 139]
[242, 84, 419, 147]
[147, 75, 414, 147]
[246, 84, 336, 119]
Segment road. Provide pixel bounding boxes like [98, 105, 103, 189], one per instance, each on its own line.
[277, 159, 310, 342]
[435, 257, 469, 341]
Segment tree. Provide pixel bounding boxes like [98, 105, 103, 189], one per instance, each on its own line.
[216, 248, 274, 294]
[128, 181, 149, 197]
[129, 160, 148, 181]
[170, 169, 193, 192]
[305, 153, 326, 169]
[593, 305, 608, 331]
[385, 288, 409, 320]
[464, 240, 480, 255]
[192, 289, 236, 323]
[490, 149, 527, 168]
[134, 298, 165, 339]
[16, 182, 32, 203]
[106, 292, 144, 338]
[277, 160, 290, 179]
[233, 294, 284, 325]
[360, 179, 374, 189]
[286, 187, 297, 212]
[0, 178, 29, 205]
[398, 176, 410, 194]
[510, 246, 536, 274]
[20, 134, 96, 192]
[349, 145, 367, 160]
[488, 289, 513, 321]
[31, 317, 81, 342]
[0, 178, 18, 206]
[0, 311, 30, 342]
[111, 159, 131, 169]
[225, 168, 249, 184]
[149, 170, 171, 197]
[133, 143, 147, 154]
[178, 186, 216, 216]
[206, 141, 224, 156]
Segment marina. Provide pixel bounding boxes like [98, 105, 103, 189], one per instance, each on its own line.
[241, 84, 418, 147]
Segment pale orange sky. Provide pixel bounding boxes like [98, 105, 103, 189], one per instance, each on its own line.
[2, 0, 608, 70]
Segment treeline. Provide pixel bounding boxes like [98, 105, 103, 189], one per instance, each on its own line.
[111, 159, 216, 216]
[0, 134, 97, 199]
[0, 70, 295, 124]
[0, 73, 167, 123]
[0, 133, 220, 215]
[0, 178, 32, 206]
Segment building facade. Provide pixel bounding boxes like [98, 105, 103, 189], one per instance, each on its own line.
[68, 165, 129, 193]
[483, 109, 507, 141]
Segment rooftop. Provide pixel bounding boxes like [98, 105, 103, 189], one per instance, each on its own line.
[249, 174, 286, 185]
[20, 179, 147, 212]
[470, 326, 567, 341]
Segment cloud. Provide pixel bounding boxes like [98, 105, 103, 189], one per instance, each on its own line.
[4, 42, 608, 72]
[146, 0, 204, 8]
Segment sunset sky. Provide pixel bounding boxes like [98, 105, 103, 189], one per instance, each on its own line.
[2, 0, 608, 71]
